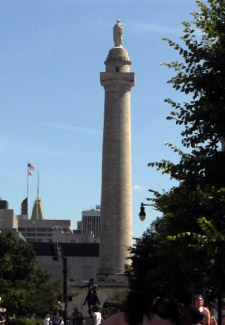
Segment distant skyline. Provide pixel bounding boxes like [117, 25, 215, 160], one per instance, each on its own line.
[1, 0, 199, 238]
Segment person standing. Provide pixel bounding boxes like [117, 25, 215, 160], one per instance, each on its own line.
[208, 305, 217, 325]
[0, 298, 6, 324]
[194, 295, 210, 325]
[70, 308, 83, 325]
[59, 316, 64, 325]
[92, 306, 102, 325]
[43, 313, 51, 325]
[51, 311, 61, 325]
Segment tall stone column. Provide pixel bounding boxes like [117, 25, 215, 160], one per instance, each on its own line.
[98, 21, 135, 280]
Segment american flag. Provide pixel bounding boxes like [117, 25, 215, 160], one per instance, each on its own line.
[27, 163, 35, 170]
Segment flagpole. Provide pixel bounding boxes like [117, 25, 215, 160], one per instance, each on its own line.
[27, 163, 35, 218]
[36, 171, 39, 219]
[37, 171, 39, 199]
[27, 163, 29, 217]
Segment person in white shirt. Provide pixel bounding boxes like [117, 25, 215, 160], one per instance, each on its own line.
[92, 305, 102, 325]
[43, 313, 51, 325]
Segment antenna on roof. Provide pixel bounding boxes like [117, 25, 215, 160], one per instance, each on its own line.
[37, 171, 40, 200]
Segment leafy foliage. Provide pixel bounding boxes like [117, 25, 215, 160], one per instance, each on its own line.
[0, 232, 60, 318]
[163, 0, 225, 149]
[101, 291, 129, 319]
[127, 0, 225, 304]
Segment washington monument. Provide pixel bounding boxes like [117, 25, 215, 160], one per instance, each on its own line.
[98, 20, 135, 280]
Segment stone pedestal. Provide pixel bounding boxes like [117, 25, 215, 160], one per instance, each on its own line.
[67, 281, 129, 318]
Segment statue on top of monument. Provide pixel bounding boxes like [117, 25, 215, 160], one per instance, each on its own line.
[113, 20, 123, 47]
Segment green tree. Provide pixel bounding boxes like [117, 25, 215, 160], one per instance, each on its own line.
[101, 291, 129, 319]
[127, 0, 225, 306]
[0, 231, 60, 318]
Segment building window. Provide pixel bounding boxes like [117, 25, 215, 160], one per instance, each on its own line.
[115, 67, 120, 72]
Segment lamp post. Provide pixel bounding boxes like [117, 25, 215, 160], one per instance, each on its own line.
[51, 242, 67, 322]
[62, 256, 68, 322]
[139, 202, 151, 221]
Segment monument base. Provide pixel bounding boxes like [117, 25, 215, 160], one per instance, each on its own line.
[67, 279, 129, 318]
[97, 272, 129, 285]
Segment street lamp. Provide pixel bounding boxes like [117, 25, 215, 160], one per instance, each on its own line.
[51, 242, 67, 322]
[139, 202, 151, 221]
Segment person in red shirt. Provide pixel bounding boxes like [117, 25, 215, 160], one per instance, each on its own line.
[194, 295, 210, 325]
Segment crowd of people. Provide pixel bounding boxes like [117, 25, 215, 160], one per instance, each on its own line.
[43, 311, 64, 325]
[101, 292, 219, 325]
[69, 305, 102, 325]
[42, 291, 220, 325]
[43, 305, 102, 325]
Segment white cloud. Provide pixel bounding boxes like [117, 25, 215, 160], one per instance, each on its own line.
[133, 184, 146, 191]
[127, 22, 182, 35]
[45, 122, 101, 135]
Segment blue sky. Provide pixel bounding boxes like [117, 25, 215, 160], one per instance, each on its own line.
[1, 0, 199, 238]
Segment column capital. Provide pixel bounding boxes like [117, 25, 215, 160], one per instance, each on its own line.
[100, 72, 135, 90]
